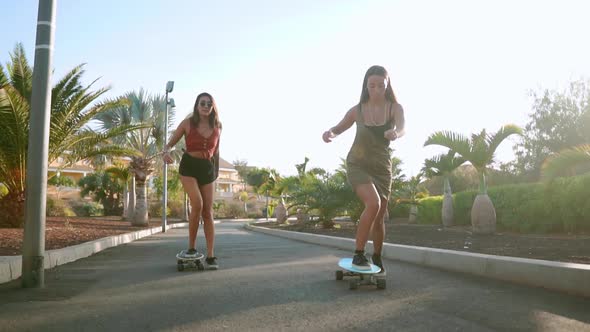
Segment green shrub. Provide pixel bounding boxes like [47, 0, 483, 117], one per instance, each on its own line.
[46, 197, 76, 217]
[168, 199, 185, 218]
[149, 201, 169, 218]
[542, 175, 590, 232]
[417, 196, 442, 224]
[218, 202, 245, 219]
[388, 203, 409, 218]
[72, 201, 103, 217]
[415, 173, 590, 233]
[452, 190, 478, 226]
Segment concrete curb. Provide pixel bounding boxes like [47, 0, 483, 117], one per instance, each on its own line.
[0, 222, 189, 284]
[245, 223, 590, 297]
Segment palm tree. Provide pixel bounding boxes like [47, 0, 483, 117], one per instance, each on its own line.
[0, 43, 141, 227]
[541, 144, 590, 180]
[93, 89, 176, 226]
[105, 164, 132, 219]
[236, 191, 257, 214]
[396, 173, 428, 223]
[424, 125, 522, 234]
[422, 151, 466, 226]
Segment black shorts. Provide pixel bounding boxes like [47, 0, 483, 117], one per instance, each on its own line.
[179, 153, 216, 185]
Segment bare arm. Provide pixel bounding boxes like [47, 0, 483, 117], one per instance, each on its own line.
[163, 119, 188, 164]
[212, 128, 221, 179]
[165, 119, 188, 151]
[322, 106, 357, 143]
[385, 103, 405, 141]
[393, 103, 405, 138]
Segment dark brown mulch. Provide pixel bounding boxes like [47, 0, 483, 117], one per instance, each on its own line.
[260, 220, 590, 264]
[0, 216, 169, 256]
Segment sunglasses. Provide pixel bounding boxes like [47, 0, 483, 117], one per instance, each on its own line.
[199, 101, 213, 107]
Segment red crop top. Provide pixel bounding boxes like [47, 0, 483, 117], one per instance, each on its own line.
[185, 122, 220, 159]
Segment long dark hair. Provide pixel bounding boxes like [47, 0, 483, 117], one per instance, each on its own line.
[359, 65, 398, 104]
[192, 92, 221, 128]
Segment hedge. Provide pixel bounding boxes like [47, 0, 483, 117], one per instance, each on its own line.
[416, 174, 590, 233]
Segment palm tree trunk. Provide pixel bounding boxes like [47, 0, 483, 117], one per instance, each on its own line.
[443, 177, 452, 195]
[128, 177, 136, 220]
[471, 194, 496, 234]
[408, 204, 418, 223]
[0, 190, 26, 227]
[122, 182, 129, 219]
[478, 171, 487, 194]
[472, 170, 496, 234]
[132, 178, 149, 226]
[442, 177, 453, 227]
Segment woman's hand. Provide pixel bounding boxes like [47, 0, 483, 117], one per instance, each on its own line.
[384, 129, 398, 141]
[163, 151, 173, 164]
[322, 130, 337, 143]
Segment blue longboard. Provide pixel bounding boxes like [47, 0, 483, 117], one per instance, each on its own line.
[176, 251, 205, 271]
[338, 258, 381, 273]
[336, 258, 386, 290]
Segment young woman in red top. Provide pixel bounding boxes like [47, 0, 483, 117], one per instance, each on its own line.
[163, 92, 221, 269]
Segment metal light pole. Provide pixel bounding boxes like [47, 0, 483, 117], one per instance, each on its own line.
[22, 0, 57, 288]
[162, 81, 174, 232]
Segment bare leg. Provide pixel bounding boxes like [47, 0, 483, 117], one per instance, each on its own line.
[199, 181, 215, 258]
[354, 183, 381, 251]
[370, 197, 388, 255]
[180, 176, 203, 250]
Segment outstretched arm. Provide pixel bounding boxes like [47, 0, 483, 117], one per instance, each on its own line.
[322, 106, 357, 143]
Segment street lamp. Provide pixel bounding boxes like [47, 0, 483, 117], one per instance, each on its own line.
[22, 0, 57, 288]
[162, 81, 174, 233]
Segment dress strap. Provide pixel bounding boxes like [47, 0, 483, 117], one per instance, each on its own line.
[357, 103, 364, 126]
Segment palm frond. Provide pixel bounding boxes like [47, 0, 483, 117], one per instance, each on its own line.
[422, 150, 465, 178]
[7, 43, 33, 101]
[468, 129, 491, 169]
[485, 124, 522, 162]
[541, 144, 590, 181]
[424, 130, 471, 157]
[51, 64, 85, 113]
[48, 97, 132, 161]
[0, 46, 149, 196]
[0, 85, 29, 191]
[0, 63, 7, 86]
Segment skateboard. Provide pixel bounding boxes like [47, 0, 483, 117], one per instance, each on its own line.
[336, 258, 386, 290]
[176, 250, 205, 271]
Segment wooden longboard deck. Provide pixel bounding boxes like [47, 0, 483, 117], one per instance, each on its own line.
[338, 258, 381, 274]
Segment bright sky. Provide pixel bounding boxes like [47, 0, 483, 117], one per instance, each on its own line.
[3, 0, 590, 177]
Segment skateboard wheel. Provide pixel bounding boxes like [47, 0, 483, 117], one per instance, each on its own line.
[336, 270, 344, 280]
[349, 279, 359, 290]
[177, 263, 184, 272]
[197, 262, 205, 271]
[377, 279, 386, 289]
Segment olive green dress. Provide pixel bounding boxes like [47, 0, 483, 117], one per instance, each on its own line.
[346, 103, 394, 199]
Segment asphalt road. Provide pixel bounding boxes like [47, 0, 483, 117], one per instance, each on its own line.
[0, 221, 588, 331]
